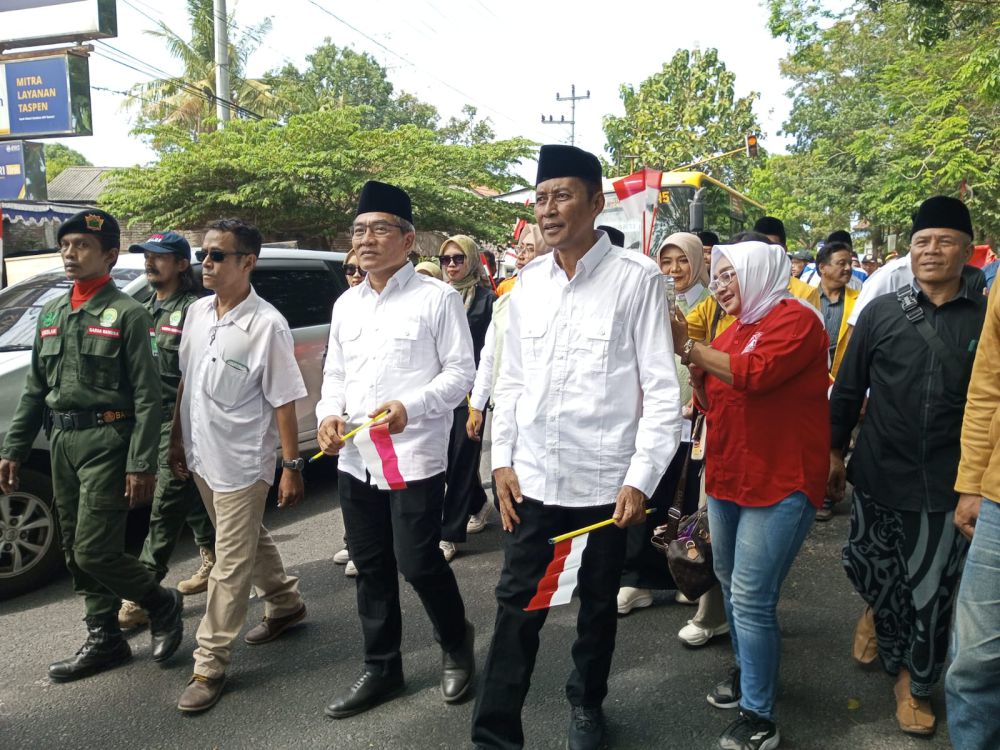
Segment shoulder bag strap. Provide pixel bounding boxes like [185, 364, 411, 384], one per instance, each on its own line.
[895, 286, 965, 368]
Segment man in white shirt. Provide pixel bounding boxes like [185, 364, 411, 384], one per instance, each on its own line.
[316, 181, 477, 719]
[170, 219, 308, 713]
[471, 146, 682, 750]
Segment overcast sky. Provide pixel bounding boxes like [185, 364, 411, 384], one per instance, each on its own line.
[41, 0, 795, 176]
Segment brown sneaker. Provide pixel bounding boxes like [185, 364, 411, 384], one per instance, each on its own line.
[894, 669, 936, 735]
[118, 599, 149, 630]
[176, 547, 215, 596]
[177, 673, 226, 713]
[852, 607, 878, 665]
[244, 604, 306, 645]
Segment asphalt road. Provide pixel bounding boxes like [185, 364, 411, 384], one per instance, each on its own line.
[1, 455, 955, 749]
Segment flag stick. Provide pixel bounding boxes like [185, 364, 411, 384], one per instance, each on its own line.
[308, 410, 390, 463]
[548, 508, 656, 544]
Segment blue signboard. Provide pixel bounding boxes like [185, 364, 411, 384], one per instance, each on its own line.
[0, 53, 92, 140]
[0, 142, 27, 200]
[4, 57, 71, 136]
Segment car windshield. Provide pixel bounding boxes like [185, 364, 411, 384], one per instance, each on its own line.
[0, 269, 145, 351]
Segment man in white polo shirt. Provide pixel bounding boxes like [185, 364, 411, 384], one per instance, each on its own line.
[316, 181, 476, 720]
[170, 218, 308, 713]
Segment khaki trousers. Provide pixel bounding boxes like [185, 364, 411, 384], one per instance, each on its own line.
[191, 474, 303, 678]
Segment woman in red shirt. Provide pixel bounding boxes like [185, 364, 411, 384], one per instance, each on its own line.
[671, 238, 830, 750]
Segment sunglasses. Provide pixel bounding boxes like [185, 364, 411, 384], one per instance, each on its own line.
[438, 255, 466, 267]
[344, 264, 367, 277]
[195, 250, 250, 263]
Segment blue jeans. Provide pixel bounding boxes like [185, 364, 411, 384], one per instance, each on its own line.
[708, 493, 816, 721]
[946, 498, 1000, 750]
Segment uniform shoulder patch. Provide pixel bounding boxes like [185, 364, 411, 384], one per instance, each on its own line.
[100, 308, 118, 327]
[169, 310, 183, 326]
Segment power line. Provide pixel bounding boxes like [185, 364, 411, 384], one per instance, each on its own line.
[93, 42, 262, 119]
[302, 0, 549, 140]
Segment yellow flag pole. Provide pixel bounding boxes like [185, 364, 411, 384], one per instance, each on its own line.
[548, 508, 656, 545]
[308, 410, 390, 463]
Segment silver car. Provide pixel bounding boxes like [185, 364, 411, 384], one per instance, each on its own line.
[0, 248, 348, 599]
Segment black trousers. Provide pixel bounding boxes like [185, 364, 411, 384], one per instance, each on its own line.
[620, 445, 701, 590]
[471, 499, 626, 749]
[442, 404, 488, 543]
[338, 471, 467, 674]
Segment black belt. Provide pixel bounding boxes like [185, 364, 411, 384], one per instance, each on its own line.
[50, 409, 134, 431]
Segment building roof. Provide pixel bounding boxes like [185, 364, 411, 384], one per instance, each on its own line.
[46, 166, 112, 203]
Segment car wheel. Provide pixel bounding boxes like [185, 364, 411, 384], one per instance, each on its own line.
[0, 467, 63, 600]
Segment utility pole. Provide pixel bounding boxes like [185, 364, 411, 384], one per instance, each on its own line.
[541, 84, 590, 146]
[213, 0, 231, 128]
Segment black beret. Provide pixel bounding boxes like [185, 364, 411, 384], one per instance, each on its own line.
[911, 195, 973, 239]
[825, 229, 852, 247]
[597, 225, 625, 247]
[753, 216, 786, 246]
[357, 181, 413, 224]
[536, 144, 602, 186]
[57, 209, 120, 245]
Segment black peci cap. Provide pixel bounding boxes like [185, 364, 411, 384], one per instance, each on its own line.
[536, 144, 602, 186]
[356, 181, 413, 224]
[911, 195, 973, 239]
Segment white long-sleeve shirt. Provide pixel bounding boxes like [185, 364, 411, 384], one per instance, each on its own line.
[492, 233, 683, 506]
[470, 320, 496, 412]
[315, 262, 475, 485]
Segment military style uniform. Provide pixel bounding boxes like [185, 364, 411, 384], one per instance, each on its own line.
[137, 290, 214, 582]
[1, 280, 164, 618]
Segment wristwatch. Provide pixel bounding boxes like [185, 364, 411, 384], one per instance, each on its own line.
[680, 338, 697, 365]
[281, 458, 305, 471]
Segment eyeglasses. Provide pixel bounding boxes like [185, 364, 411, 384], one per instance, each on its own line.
[351, 221, 405, 238]
[708, 269, 738, 294]
[195, 250, 250, 263]
[438, 255, 466, 267]
[343, 264, 366, 277]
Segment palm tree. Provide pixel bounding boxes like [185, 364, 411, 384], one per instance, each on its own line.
[126, 0, 279, 134]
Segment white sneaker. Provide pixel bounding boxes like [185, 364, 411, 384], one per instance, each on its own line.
[466, 503, 493, 534]
[333, 548, 351, 565]
[344, 560, 358, 577]
[617, 586, 654, 615]
[678, 619, 730, 647]
[440, 541, 457, 562]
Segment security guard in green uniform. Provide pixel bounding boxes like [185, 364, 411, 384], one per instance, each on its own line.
[0, 209, 184, 681]
[118, 231, 216, 630]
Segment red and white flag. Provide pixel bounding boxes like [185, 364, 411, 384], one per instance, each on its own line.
[354, 423, 407, 491]
[612, 167, 663, 255]
[524, 533, 589, 611]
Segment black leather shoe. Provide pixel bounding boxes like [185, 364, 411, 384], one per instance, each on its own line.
[568, 705, 605, 750]
[49, 617, 132, 682]
[147, 588, 184, 662]
[324, 669, 405, 719]
[441, 621, 475, 703]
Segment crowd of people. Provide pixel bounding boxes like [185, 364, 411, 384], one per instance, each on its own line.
[3, 144, 999, 750]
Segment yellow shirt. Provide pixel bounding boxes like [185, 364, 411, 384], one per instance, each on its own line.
[496, 276, 517, 296]
[686, 276, 820, 343]
[955, 283, 1000, 505]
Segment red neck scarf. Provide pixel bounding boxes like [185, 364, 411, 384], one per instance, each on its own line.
[71, 274, 112, 310]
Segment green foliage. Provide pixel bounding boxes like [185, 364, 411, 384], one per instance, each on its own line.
[760, 0, 1000, 246]
[603, 48, 763, 189]
[101, 107, 533, 246]
[126, 0, 281, 134]
[263, 40, 439, 130]
[44, 144, 91, 183]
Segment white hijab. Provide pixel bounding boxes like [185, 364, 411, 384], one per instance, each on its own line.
[712, 241, 792, 324]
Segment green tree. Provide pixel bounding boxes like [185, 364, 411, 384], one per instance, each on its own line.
[263, 40, 439, 130]
[101, 107, 533, 246]
[762, 0, 1000, 248]
[126, 0, 280, 134]
[44, 144, 91, 183]
[603, 48, 763, 188]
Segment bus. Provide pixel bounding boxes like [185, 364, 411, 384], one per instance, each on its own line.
[596, 171, 765, 253]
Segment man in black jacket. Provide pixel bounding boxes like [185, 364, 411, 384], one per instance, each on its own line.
[829, 196, 985, 737]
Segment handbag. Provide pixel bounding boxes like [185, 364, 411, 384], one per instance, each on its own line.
[650, 424, 717, 600]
